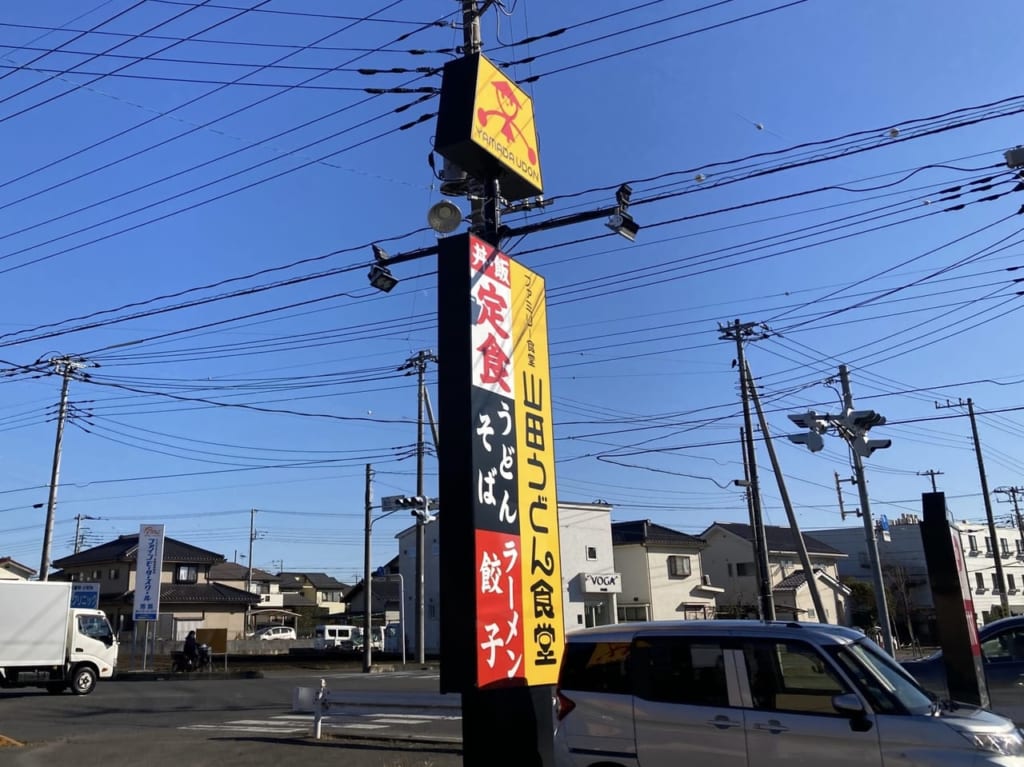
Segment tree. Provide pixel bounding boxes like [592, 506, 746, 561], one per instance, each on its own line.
[843, 577, 876, 628]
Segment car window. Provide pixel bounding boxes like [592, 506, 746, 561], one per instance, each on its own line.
[981, 627, 1024, 662]
[742, 639, 850, 715]
[631, 636, 730, 707]
[559, 641, 631, 694]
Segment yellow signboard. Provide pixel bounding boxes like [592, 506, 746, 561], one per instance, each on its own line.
[435, 54, 543, 201]
[511, 259, 563, 685]
[471, 56, 542, 196]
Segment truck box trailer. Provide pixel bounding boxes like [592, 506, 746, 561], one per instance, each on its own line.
[0, 581, 118, 695]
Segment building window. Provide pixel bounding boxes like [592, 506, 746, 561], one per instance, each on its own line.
[618, 604, 649, 622]
[175, 565, 198, 584]
[1017, 540, 1024, 555]
[1009, 574, 1017, 592]
[736, 562, 755, 577]
[90, 570, 102, 580]
[992, 574, 1001, 593]
[668, 555, 691, 578]
[585, 546, 598, 561]
[985, 537, 992, 555]
[1002, 539, 1011, 556]
[108, 568, 119, 580]
[976, 572, 986, 591]
[968, 535, 979, 552]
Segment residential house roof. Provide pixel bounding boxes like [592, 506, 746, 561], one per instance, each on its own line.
[346, 576, 403, 611]
[209, 562, 279, 582]
[53, 534, 225, 568]
[277, 571, 350, 593]
[706, 522, 845, 557]
[611, 520, 705, 547]
[114, 582, 259, 605]
[0, 557, 35, 578]
[774, 569, 852, 595]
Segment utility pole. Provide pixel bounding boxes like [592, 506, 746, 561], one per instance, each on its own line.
[718, 320, 774, 620]
[835, 472, 860, 520]
[39, 356, 87, 581]
[746, 362, 826, 622]
[400, 349, 437, 665]
[917, 469, 944, 493]
[73, 514, 98, 555]
[839, 365, 895, 655]
[936, 398, 1008, 614]
[994, 486, 1024, 557]
[363, 464, 373, 673]
[246, 508, 256, 633]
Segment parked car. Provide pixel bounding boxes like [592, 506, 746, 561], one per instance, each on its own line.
[313, 624, 361, 651]
[902, 615, 1024, 723]
[252, 625, 296, 641]
[554, 620, 1024, 767]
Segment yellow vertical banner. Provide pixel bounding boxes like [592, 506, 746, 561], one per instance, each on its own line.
[510, 259, 563, 685]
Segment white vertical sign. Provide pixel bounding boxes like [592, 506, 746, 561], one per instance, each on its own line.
[133, 524, 165, 621]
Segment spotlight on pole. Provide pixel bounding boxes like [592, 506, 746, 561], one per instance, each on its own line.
[368, 244, 399, 293]
[605, 183, 640, 241]
[427, 199, 463, 234]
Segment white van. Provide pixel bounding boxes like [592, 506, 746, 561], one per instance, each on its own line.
[554, 620, 1024, 767]
[313, 624, 361, 651]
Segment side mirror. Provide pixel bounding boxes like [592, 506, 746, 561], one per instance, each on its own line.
[832, 693, 866, 717]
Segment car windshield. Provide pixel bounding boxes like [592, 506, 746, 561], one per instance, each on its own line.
[827, 639, 934, 715]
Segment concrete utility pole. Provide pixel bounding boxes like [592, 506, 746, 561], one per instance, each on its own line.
[246, 508, 257, 632]
[73, 514, 99, 554]
[363, 464, 373, 674]
[400, 349, 438, 665]
[994, 486, 1024, 558]
[39, 356, 88, 581]
[746, 362, 826, 622]
[839, 365, 895, 655]
[718, 320, 774, 620]
[918, 469, 944, 493]
[835, 472, 860, 521]
[936, 398, 1008, 615]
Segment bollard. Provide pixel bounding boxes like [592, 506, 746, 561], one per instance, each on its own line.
[313, 678, 327, 739]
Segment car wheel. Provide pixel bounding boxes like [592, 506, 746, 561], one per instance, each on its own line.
[71, 666, 97, 695]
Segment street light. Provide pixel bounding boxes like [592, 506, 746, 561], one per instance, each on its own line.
[368, 244, 399, 292]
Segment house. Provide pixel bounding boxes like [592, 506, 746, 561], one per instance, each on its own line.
[276, 572, 350, 615]
[52, 534, 258, 640]
[0, 557, 35, 581]
[611, 520, 723, 622]
[209, 562, 283, 608]
[700, 522, 850, 624]
[395, 501, 621, 656]
[345, 574, 404, 628]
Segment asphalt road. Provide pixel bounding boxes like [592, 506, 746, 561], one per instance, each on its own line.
[0, 668, 464, 767]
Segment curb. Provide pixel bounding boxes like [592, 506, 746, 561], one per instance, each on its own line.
[115, 670, 264, 682]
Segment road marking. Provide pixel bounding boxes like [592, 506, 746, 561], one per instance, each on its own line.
[179, 710, 461, 735]
[331, 723, 388, 730]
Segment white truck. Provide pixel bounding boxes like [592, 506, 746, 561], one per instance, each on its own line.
[0, 580, 118, 695]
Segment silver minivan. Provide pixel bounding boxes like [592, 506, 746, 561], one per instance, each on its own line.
[554, 620, 1024, 767]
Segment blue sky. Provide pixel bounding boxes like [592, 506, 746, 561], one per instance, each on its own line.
[1, 0, 1023, 583]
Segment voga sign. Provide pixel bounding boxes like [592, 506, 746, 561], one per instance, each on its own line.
[582, 572, 622, 593]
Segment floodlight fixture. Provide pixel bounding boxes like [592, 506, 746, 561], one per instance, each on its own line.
[427, 199, 463, 234]
[606, 183, 640, 241]
[368, 262, 398, 293]
[605, 211, 640, 241]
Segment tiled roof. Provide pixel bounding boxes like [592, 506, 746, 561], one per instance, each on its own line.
[209, 562, 278, 582]
[121, 583, 259, 605]
[774, 572, 810, 591]
[0, 557, 35, 577]
[611, 520, 704, 547]
[707, 522, 844, 556]
[277, 571, 350, 592]
[53, 534, 225, 568]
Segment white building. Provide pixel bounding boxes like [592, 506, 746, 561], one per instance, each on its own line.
[0, 557, 34, 581]
[395, 501, 619, 655]
[610, 520, 722, 621]
[812, 515, 1024, 633]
